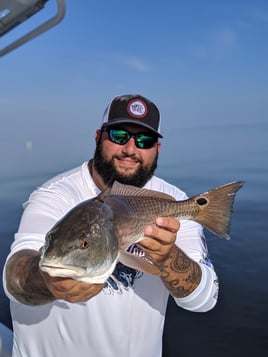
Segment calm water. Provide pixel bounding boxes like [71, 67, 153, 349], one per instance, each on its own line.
[0, 123, 267, 356]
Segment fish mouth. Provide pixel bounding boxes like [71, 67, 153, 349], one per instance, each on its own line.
[39, 262, 86, 279]
[39, 257, 119, 284]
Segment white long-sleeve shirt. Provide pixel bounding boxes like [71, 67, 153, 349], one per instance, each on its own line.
[3, 162, 218, 357]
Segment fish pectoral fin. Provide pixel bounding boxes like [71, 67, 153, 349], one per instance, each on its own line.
[118, 250, 160, 276]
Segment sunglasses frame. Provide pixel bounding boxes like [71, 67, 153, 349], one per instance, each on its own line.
[102, 127, 158, 149]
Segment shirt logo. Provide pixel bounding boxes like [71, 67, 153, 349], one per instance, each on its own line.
[103, 244, 144, 294]
[127, 99, 148, 118]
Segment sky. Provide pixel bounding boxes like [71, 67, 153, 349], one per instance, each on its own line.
[0, 0, 268, 177]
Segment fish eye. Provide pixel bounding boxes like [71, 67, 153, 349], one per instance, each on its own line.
[80, 238, 90, 249]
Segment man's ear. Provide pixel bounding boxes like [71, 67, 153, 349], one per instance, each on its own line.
[95, 129, 102, 145]
[157, 141, 161, 152]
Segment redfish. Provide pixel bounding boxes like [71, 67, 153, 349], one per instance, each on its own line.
[40, 180, 244, 283]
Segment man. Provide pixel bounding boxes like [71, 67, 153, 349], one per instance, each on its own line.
[3, 94, 218, 357]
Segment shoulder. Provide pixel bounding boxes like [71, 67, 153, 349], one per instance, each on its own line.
[42, 162, 87, 188]
[24, 163, 98, 211]
[145, 176, 188, 201]
[40, 162, 98, 197]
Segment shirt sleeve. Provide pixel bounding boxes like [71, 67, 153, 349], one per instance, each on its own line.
[173, 263, 218, 312]
[10, 186, 75, 253]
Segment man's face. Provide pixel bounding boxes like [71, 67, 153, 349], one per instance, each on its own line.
[93, 125, 161, 187]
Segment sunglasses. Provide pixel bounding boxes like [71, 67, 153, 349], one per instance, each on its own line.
[103, 128, 158, 149]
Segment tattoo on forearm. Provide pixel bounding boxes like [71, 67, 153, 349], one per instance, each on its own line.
[158, 246, 202, 298]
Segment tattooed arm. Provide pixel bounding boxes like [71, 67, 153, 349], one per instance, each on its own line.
[138, 217, 202, 298]
[139, 216, 219, 311]
[157, 244, 202, 298]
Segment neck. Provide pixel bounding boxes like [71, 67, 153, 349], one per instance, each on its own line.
[88, 159, 107, 191]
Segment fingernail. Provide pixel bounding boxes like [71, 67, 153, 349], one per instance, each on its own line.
[156, 217, 163, 225]
[144, 226, 153, 235]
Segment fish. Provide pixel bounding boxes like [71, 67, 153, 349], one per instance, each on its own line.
[39, 180, 244, 284]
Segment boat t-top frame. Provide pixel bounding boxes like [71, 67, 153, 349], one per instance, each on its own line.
[0, 0, 66, 57]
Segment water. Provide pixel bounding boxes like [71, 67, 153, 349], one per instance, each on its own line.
[0, 123, 267, 356]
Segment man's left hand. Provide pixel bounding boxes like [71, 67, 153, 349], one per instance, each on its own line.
[137, 217, 180, 265]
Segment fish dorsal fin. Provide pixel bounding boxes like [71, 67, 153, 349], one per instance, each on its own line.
[109, 181, 176, 201]
[96, 186, 112, 202]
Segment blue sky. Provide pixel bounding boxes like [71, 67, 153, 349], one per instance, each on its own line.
[0, 0, 267, 176]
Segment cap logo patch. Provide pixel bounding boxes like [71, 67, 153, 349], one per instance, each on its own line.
[127, 99, 148, 118]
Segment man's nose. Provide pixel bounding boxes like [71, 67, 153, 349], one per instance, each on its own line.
[121, 137, 137, 154]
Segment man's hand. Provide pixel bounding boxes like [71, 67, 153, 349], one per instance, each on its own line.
[40, 272, 104, 303]
[137, 217, 180, 265]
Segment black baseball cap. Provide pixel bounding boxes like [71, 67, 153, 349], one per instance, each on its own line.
[101, 94, 163, 138]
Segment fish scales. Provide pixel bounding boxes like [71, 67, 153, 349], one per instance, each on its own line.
[105, 195, 201, 249]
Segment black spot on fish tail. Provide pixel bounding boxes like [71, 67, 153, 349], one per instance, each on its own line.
[196, 197, 208, 206]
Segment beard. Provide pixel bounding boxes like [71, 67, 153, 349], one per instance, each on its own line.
[93, 142, 158, 188]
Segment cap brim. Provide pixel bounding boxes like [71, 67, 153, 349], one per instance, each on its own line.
[102, 118, 163, 138]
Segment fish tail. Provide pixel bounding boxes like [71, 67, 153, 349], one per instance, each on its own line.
[192, 181, 245, 239]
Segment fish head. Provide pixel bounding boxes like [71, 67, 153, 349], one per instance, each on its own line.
[39, 198, 119, 283]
